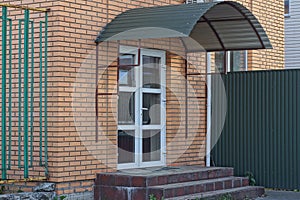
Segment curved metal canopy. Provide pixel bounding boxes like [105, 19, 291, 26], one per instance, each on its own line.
[95, 1, 272, 52]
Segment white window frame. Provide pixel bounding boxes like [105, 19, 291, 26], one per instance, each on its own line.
[227, 51, 248, 72]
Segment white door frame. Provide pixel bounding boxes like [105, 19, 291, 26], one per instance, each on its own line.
[117, 46, 166, 170]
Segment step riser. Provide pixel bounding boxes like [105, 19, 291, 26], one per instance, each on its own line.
[167, 187, 265, 200]
[148, 178, 249, 199]
[95, 178, 249, 200]
[95, 168, 234, 187]
[95, 186, 147, 200]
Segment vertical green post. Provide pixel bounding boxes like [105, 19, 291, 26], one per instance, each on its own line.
[1, 6, 8, 180]
[8, 18, 13, 170]
[39, 21, 43, 166]
[30, 20, 34, 167]
[24, 9, 30, 178]
[18, 19, 23, 168]
[44, 12, 49, 173]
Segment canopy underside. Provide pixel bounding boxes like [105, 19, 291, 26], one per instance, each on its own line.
[95, 1, 272, 52]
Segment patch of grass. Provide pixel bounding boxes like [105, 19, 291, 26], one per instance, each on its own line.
[149, 194, 164, 200]
[0, 186, 7, 195]
[245, 171, 256, 186]
[149, 194, 156, 200]
[53, 195, 67, 200]
[218, 193, 233, 200]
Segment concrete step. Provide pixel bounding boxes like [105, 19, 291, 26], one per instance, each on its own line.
[94, 166, 264, 200]
[95, 166, 234, 187]
[148, 177, 249, 199]
[165, 186, 265, 200]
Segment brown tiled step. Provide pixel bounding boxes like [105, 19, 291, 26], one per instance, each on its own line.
[165, 186, 265, 200]
[148, 177, 249, 199]
[95, 167, 234, 187]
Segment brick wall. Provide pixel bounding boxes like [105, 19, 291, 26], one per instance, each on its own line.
[234, 0, 285, 70]
[0, 0, 284, 195]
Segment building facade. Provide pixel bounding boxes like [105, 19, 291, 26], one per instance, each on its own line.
[0, 0, 284, 197]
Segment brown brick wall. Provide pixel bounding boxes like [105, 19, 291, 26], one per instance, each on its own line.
[233, 0, 285, 70]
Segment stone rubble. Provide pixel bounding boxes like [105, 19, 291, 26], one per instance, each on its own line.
[0, 183, 56, 200]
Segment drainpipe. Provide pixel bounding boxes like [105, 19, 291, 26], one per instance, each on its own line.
[206, 52, 212, 167]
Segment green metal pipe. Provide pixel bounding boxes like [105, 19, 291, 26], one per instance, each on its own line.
[30, 20, 34, 168]
[38, 16, 49, 174]
[0, 3, 49, 12]
[39, 21, 43, 166]
[23, 9, 30, 178]
[1, 6, 8, 180]
[8, 18, 13, 170]
[18, 19, 23, 169]
[44, 12, 49, 174]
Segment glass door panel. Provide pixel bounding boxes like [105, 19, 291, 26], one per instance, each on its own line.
[140, 52, 165, 167]
[119, 54, 136, 87]
[118, 130, 135, 164]
[118, 92, 135, 125]
[142, 93, 161, 125]
[142, 130, 161, 162]
[143, 55, 161, 89]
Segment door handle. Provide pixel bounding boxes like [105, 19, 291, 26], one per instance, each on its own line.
[141, 108, 149, 111]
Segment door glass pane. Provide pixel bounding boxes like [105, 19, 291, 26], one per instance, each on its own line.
[143, 130, 161, 162]
[215, 51, 225, 72]
[118, 92, 135, 125]
[119, 54, 135, 87]
[143, 93, 161, 125]
[230, 51, 246, 72]
[118, 130, 135, 164]
[143, 56, 161, 89]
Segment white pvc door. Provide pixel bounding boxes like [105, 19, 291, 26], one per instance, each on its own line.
[117, 46, 166, 169]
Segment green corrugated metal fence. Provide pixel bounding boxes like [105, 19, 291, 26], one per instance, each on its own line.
[211, 69, 300, 190]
